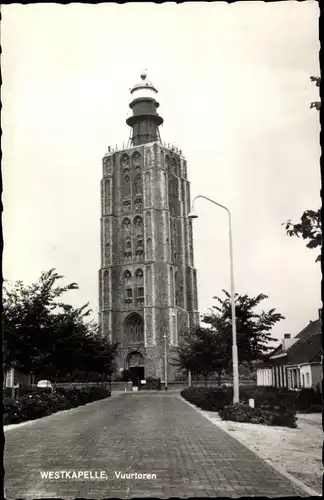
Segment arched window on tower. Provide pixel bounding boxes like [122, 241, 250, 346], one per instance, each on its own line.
[135, 268, 144, 280]
[135, 269, 144, 301]
[134, 216, 143, 229]
[120, 154, 130, 170]
[125, 236, 132, 254]
[124, 269, 132, 280]
[134, 216, 144, 258]
[122, 217, 131, 228]
[124, 313, 144, 343]
[124, 269, 133, 302]
[122, 170, 131, 198]
[137, 234, 143, 249]
[122, 218, 132, 259]
[134, 174, 142, 195]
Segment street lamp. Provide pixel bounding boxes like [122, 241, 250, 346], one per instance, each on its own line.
[163, 311, 176, 391]
[163, 331, 168, 391]
[188, 195, 240, 404]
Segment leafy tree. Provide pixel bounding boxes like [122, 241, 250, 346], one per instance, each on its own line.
[224, 360, 257, 380]
[172, 291, 283, 385]
[202, 290, 284, 368]
[3, 269, 118, 382]
[172, 326, 229, 386]
[284, 209, 321, 262]
[283, 76, 321, 262]
[310, 76, 321, 110]
[92, 335, 119, 382]
[3, 269, 78, 374]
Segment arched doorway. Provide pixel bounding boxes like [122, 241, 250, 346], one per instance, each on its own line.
[126, 351, 145, 387]
[124, 313, 145, 387]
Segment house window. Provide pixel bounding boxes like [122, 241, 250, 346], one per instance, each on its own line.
[297, 368, 301, 389]
[279, 366, 283, 387]
[302, 374, 305, 387]
[283, 366, 287, 387]
[306, 372, 310, 386]
[137, 287, 144, 298]
[126, 288, 133, 298]
[291, 368, 301, 389]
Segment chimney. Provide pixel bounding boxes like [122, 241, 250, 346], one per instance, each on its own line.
[282, 333, 293, 351]
[283, 333, 299, 351]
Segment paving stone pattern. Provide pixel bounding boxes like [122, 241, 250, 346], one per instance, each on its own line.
[4, 392, 307, 498]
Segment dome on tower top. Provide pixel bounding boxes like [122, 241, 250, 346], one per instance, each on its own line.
[130, 72, 158, 99]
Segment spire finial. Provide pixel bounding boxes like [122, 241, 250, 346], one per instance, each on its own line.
[141, 69, 147, 80]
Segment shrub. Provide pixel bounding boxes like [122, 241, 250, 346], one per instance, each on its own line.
[219, 402, 297, 428]
[181, 387, 232, 411]
[3, 386, 111, 425]
[145, 377, 161, 390]
[55, 386, 82, 407]
[3, 398, 21, 425]
[182, 384, 320, 423]
[239, 386, 296, 410]
[56, 386, 110, 405]
[3, 386, 52, 398]
[243, 386, 322, 413]
[295, 387, 322, 413]
[181, 385, 299, 413]
[120, 369, 132, 382]
[3, 393, 54, 424]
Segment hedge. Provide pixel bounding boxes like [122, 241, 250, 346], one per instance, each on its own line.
[219, 403, 297, 428]
[181, 387, 232, 411]
[145, 377, 161, 390]
[3, 386, 52, 398]
[4, 386, 111, 425]
[182, 385, 321, 411]
[294, 387, 322, 413]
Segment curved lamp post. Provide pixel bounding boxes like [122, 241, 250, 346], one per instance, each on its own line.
[188, 195, 240, 404]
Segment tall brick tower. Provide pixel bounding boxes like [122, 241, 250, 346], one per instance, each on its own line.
[99, 73, 199, 383]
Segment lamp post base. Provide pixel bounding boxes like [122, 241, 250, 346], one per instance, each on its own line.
[164, 386, 168, 391]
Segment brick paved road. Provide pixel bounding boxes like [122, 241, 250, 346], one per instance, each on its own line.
[4, 392, 307, 498]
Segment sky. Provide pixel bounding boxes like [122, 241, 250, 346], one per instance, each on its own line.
[2, 1, 321, 344]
